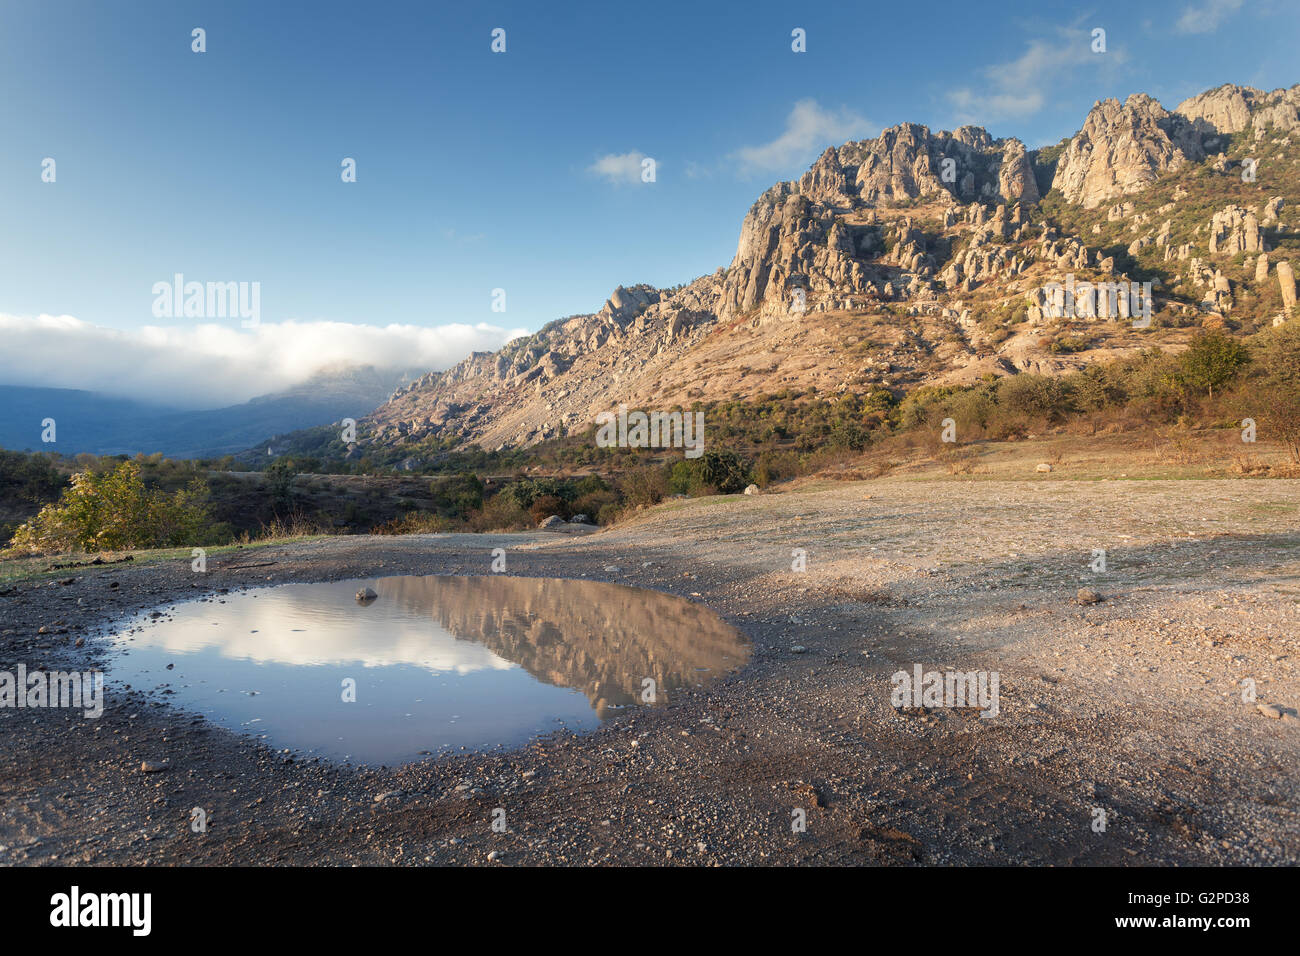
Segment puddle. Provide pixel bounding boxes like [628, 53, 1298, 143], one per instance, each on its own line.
[107, 575, 748, 764]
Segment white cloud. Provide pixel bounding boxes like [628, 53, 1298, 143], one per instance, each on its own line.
[0, 314, 526, 409]
[587, 151, 652, 184]
[947, 27, 1129, 124]
[1175, 0, 1244, 34]
[730, 100, 875, 175]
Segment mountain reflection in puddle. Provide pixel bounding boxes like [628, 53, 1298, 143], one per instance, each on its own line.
[108, 575, 749, 765]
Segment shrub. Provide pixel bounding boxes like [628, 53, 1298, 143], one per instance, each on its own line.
[429, 473, 484, 518]
[5, 461, 211, 555]
[996, 374, 1072, 419]
[697, 450, 751, 494]
[573, 488, 619, 518]
[618, 465, 668, 507]
[528, 494, 568, 523]
[467, 493, 532, 532]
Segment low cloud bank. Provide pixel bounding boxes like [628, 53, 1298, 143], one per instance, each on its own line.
[0, 314, 527, 408]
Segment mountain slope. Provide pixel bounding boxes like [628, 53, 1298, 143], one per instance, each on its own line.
[356, 82, 1299, 458]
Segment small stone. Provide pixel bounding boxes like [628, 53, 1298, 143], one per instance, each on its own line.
[487, 850, 502, 862]
[356, 587, 377, 603]
[743, 484, 759, 495]
[603, 565, 622, 573]
[140, 760, 167, 773]
[791, 645, 808, 654]
[374, 790, 402, 802]
[1076, 588, 1101, 605]
[1257, 703, 1284, 719]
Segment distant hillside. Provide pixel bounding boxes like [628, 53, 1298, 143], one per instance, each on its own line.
[0, 364, 418, 458]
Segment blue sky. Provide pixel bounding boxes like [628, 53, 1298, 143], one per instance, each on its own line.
[1, 0, 1296, 405]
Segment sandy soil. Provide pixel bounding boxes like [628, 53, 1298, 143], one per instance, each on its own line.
[2, 476, 1297, 866]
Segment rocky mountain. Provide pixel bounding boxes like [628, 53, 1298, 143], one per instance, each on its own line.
[353, 83, 1299, 458]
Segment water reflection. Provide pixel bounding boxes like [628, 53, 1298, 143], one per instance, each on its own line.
[108, 575, 748, 764]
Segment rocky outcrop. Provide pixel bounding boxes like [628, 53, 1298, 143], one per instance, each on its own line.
[720, 189, 880, 318]
[1052, 94, 1204, 208]
[1176, 83, 1300, 136]
[1209, 205, 1266, 255]
[796, 124, 1039, 209]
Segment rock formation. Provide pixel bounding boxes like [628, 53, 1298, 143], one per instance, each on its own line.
[1176, 83, 1300, 137]
[1209, 205, 1266, 254]
[1279, 261, 1297, 314]
[1051, 94, 1204, 208]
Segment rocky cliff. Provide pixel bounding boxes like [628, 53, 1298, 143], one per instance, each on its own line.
[351, 82, 1300, 458]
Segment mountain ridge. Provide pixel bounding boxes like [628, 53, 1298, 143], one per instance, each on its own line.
[336, 82, 1300, 461]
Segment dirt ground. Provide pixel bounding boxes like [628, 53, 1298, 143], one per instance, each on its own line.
[1, 475, 1297, 866]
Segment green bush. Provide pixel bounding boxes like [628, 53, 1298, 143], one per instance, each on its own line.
[1179, 331, 1251, 398]
[5, 461, 212, 555]
[996, 374, 1072, 419]
[697, 450, 752, 494]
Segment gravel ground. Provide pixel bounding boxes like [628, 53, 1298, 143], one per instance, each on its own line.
[1, 477, 1297, 866]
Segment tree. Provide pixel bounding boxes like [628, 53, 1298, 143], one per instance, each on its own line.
[1250, 322, 1300, 462]
[264, 459, 296, 515]
[1179, 331, 1250, 398]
